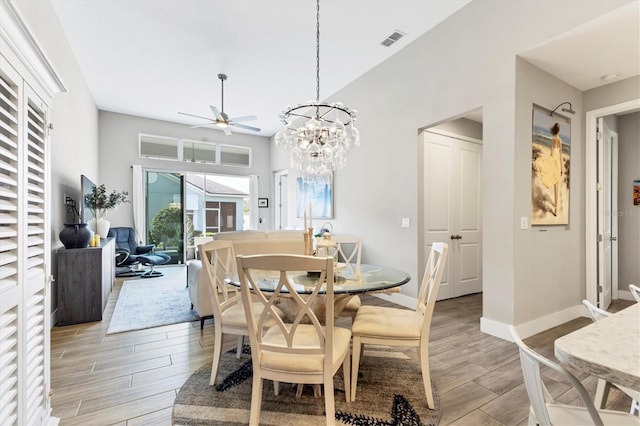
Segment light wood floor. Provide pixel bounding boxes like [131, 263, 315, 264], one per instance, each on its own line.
[50, 272, 634, 425]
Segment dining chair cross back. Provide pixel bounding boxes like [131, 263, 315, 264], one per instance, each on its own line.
[581, 300, 640, 415]
[236, 254, 352, 426]
[350, 242, 448, 408]
[199, 240, 285, 386]
[629, 284, 640, 303]
[509, 326, 640, 426]
[332, 235, 363, 321]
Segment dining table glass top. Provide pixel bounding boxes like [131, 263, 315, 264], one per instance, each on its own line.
[227, 263, 411, 295]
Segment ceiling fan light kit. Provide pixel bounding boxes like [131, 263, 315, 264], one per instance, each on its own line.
[274, 0, 359, 185]
[178, 73, 260, 136]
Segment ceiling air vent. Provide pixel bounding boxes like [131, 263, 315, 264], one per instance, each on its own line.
[380, 30, 406, 47]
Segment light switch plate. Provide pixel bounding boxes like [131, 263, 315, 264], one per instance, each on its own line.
[401, 218, 410, 228]
[520, 217, 528, 229]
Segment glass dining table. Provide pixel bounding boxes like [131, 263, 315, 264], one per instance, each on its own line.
[226, 263, 411, 320]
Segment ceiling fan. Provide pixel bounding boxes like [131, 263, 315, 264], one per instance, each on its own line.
[178, 73, 260, 136]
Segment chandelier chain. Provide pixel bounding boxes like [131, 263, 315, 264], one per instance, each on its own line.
[315, 0, 320, 104]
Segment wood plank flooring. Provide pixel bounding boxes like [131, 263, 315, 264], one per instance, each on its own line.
[50, 272, 634, 425]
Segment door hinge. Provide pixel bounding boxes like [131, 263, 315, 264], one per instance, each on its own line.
[597, 285, 603, 293]
[597, 234, 603, 242]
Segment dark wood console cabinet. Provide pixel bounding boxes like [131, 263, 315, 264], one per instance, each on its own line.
[57, 237, 115, 325]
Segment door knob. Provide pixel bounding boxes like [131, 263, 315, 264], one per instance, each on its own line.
[610, 236, 617, 241]
[450, 234, 462, 240]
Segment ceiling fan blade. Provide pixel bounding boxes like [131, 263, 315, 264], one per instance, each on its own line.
[190, 123, 216, 128]
[178, 111, 214, 121]
[209, 106, 223, 120]
[230, 115, 257, 123]
[231, 123, 261, 132]
[223, 127, 232, 136]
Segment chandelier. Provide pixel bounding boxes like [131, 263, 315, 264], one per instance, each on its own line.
[274, 0, 359, 185]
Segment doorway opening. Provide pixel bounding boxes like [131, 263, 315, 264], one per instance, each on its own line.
[585, 99, 640, 307]
[419, 110, 484, 301]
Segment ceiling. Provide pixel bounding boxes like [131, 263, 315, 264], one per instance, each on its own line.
[51, 1, 639, 137]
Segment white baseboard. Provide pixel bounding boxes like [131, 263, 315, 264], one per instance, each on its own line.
[481, 304, 585, 341]
[617, 290, 635, 302]
[372, 292, 416, 309]
[50, 308, 57, 328]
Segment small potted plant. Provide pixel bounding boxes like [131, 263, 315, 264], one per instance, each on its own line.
[84, 184, 129, 238]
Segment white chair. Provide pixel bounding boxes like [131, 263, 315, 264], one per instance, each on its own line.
[198, 240, 284, 386]
[236, 254, 352, 426]
[509, 326, 640, 426]
[582, 300, 640, 415]
[629, 284, 640, 303]
[350, 242, 448, 407]
[332, 235, 362, 321]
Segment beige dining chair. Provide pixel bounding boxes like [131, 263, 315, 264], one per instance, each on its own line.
[629, 284, 640, 303]
[509, 326, 640, 426]
[236, 254, 352, 426]
[332, 235, 362, 321]
[350, 242, 448, 407]
[198, 240, 284, 386]
[582, 300, 640, 415]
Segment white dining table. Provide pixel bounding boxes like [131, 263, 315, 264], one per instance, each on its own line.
[554, 303, 640, 392]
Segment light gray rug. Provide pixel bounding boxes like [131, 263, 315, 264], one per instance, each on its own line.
[107, 267, 199, 334]
[173, 346, 441, 425]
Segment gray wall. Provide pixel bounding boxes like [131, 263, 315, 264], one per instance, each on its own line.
[617, 112, 640, 291]
[12, 1, 100, 316]
[271, 0, 631, 330]
[98, 111, 272, 229]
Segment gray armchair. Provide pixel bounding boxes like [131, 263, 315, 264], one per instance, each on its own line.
[107, 227, 171, 278]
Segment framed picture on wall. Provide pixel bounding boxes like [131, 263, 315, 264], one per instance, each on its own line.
[296, 177, 333, 219]
[634, 180, 640, 206]
[531, 105, 571, 225]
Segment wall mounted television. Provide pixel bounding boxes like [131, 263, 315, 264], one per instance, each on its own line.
[80, 174, 96, 224]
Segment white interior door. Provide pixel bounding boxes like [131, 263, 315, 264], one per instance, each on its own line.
[274, 170, 288, 229]
[597, 118, 618, 309]
[423, 131, 482, 300]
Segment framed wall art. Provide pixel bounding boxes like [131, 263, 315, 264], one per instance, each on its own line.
[296, 177, 333, 219]
[531, 105, 571, 225]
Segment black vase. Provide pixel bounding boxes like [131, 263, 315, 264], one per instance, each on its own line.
[59, 223, 92, 249]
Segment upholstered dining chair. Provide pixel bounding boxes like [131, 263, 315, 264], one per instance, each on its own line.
[582, 300, 640, 415]
[198, 240, 284, 386]
[236, 254, 352, 426]
[629, 284, 640, 303]
[509, 326, 640, 426]
[350, 242, 448, 407]
[332, 235, 362, 321]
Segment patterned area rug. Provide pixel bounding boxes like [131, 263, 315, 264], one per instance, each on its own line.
[173, 346, 441, 425]
[107, 267, 199, 334]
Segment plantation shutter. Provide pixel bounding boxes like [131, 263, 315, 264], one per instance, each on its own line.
[0, 1, 65, 424]
[0, 56, 21, 426]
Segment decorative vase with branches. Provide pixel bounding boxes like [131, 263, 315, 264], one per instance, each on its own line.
[84, 184, 129, 238]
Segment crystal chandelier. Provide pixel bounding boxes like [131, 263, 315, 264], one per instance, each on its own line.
[274, 0, 359, 185]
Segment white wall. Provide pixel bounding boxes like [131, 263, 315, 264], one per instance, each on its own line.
[98, 111, 272, 229]
[617, 112, 640, 291]
[271, 0, 631, 334]
[12, 1, 100, 316]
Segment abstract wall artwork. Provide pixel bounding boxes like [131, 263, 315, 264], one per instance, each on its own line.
[296, 177, 333, 220]
[634, 180, 640, 206]
[531, 105, 571, 225]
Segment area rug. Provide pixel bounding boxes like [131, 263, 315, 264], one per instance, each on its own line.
[172, 346, 441, 425]
[107, 268, 199, 334]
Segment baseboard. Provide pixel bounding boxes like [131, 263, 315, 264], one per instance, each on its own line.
[481, 304, 584, 341]
[617, 290, 635, 302]
[50, 308, 58, 328]
[372, 292, 416, 309]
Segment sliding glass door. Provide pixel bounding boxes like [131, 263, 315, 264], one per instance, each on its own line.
[145, 171, 185, 264]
